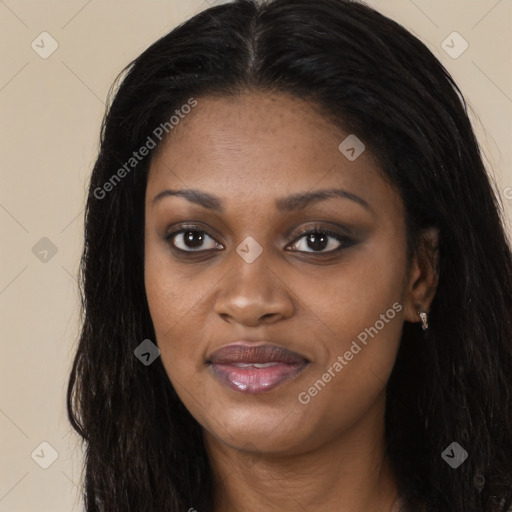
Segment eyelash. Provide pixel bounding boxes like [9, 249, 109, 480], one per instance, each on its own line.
[164, 223, 354, 256]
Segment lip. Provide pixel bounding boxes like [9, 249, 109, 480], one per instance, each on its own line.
[207, 343, 309, 394]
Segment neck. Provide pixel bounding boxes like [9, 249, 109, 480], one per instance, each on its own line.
[205, 393, 398, 512]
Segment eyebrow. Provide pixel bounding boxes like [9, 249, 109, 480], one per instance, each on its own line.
[152, 187, 372, 213]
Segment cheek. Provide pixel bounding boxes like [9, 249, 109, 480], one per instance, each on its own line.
[144, 246, 179, 332]
[144, 243, 204, 377]
[299, 233, 407, 388]
[311, 238, 406, 341]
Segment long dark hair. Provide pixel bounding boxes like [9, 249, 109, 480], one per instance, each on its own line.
[66, 0, 512, 510]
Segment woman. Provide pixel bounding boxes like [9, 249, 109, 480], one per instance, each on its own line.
[67, 0, 512, 510]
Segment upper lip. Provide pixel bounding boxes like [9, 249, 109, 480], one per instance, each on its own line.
[208, 343, 309, 365]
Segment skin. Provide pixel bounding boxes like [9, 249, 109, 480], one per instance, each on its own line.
[144, 91, 438, 512]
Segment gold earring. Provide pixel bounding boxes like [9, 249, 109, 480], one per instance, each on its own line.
[418, 311, 429, 331]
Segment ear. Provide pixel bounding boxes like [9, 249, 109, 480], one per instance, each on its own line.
[403, 227, 440, 325]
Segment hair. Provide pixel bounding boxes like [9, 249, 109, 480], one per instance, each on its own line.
[66, 0, 512, 510]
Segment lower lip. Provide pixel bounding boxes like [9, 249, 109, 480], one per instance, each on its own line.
[210, 362, 308, 394]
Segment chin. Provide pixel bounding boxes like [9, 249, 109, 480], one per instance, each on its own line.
[201, 402, 313, 454]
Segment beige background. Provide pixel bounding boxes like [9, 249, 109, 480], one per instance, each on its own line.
[1, 1, 510, 510]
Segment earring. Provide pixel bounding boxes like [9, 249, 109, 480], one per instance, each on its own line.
[418, 311, 429, 331]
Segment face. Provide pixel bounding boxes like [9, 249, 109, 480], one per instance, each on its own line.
[144, 91, 423, 456]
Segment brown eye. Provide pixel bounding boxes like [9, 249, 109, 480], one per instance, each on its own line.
[166, 228, 222, 252]
[288, 227, 354, 254]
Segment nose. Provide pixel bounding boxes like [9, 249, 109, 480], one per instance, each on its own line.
[213, 250, 294, 327]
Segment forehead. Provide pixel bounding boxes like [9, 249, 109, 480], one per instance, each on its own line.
[146, 91, 396, 216]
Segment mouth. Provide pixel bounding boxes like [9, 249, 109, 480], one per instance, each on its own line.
[207, 343, 310, 394]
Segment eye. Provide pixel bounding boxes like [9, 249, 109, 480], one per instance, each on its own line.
[165, 227, 223, 252]
[288, 226, 354, 254]
[165, 224, 354, 255]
